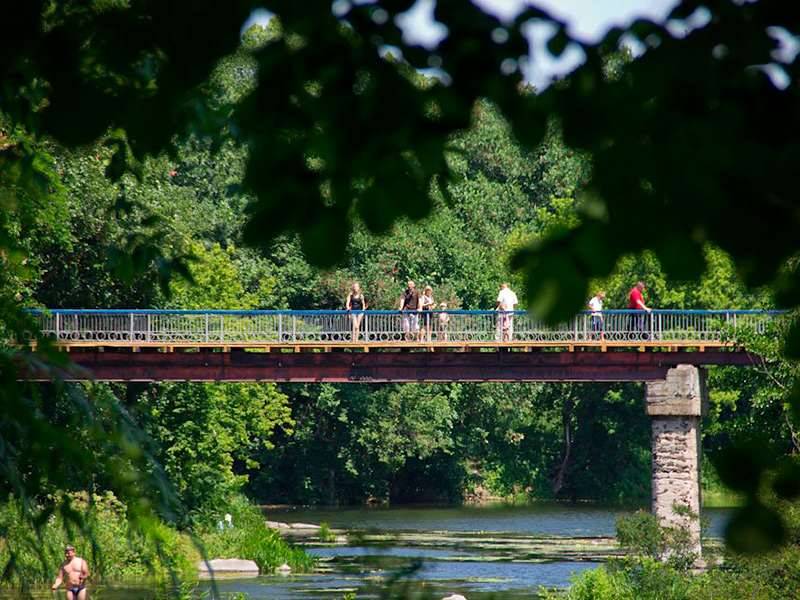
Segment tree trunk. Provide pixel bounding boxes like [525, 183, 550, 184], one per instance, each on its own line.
[552, 389, 574, 496]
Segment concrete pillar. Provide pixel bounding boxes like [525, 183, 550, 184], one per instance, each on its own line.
[645, 365, 708, 557]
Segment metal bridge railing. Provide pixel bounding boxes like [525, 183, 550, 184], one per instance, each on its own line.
[25, 309, 784, 346]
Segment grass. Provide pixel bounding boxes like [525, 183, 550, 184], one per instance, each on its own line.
[0, 492, 314, 588]
[701, 488, 746, 508]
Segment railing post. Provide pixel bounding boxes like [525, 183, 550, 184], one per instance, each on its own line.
[293, 314, 297, 342]
[574, 315, 578, 342]
[147, 314, 151, 342]
[129, 312, 134, 342]
[220, 314, 225, 343]
[278, 313, 283, 342]
[55, 313, 61, 340]
[658, 312, 662, 341]
[205, 313, 209, 343]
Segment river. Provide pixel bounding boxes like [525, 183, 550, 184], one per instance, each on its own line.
[203, 503, 732, 600]
[29, 504, 734, 599]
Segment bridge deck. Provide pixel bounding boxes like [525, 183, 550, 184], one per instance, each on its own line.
[32, 349, 759, 383]
[42, 340, 739, 352]
[20, 309, 777, 382]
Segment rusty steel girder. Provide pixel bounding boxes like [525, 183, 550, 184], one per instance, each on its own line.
[25, 349, 760, 383]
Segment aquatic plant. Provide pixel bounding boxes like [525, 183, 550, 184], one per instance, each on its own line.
[318, 522, 336, 543]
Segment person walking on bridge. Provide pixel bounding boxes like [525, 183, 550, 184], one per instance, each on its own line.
[438, 301, 450, 341]
[346, 282, 368, 341]
[399, 280, 421, 341]
[628, 281, 652, 340]
[496, 283, 519, 342]
[420, 285, 435, 342]
[588, 290, 606, 340]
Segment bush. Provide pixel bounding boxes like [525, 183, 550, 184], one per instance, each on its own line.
[558, 566, 629, 600]
[554, 505, 800, 600]
[558, 561, 780, 600]
[615, 511, 667, 560]
[197, 495, 314, 573]
[0, 492, 314, 587]
[615, 510, 698, 572]
[0, 492, 198, 586]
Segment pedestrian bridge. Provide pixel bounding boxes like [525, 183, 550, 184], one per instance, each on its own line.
[31, 309, 777, 349]
[22, 309, 779, 382]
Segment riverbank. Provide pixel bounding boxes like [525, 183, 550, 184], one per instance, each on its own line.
[0, 493, 313, 588]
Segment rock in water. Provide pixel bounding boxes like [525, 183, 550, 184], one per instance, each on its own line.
[197, 558, 259, 577]
[265, 520, 291, 529]
[276, 563, 292, 575]
[442, 595, 468, 600]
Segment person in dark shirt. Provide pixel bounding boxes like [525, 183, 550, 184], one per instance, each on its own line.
[346, 282, 368, 341]
[398, 280, 421, 341]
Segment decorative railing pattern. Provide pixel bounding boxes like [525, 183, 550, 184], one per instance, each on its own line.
[25, 309, 783, 345]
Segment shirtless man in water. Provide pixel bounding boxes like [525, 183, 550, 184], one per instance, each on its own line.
[52, 545, 90, 600]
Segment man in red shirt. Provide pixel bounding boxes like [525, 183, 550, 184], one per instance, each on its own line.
[628, 281, 652, 339]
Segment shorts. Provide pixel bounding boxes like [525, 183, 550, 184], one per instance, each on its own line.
[402, 312, 419, 333]
[591, 315, 604, 331]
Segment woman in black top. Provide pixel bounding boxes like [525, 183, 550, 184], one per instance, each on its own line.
[346, 282, 367, 341]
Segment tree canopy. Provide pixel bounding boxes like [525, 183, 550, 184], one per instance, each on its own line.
[4, 0, 799, 315]
[2, 0, 800, 558]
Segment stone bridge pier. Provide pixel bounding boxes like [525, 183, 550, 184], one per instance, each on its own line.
[645, 364, 708, 557]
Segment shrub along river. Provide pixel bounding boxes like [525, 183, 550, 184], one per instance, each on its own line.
[21, 504, 734, 599]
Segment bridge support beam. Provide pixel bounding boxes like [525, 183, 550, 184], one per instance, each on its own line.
[645, 364, 708, 558]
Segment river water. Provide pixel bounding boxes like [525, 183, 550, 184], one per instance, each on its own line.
[202, 504, 732, 600]
[29, 504, 734, 599]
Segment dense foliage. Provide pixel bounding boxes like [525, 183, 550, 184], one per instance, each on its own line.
[0, 492, 311, 586]
[0, 492, 194, 586]
[2, 0, 800, 586]
[7, 83, 785, 511]
[548, 502, 800, 600]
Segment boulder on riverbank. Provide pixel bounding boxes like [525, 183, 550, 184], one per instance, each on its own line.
[265, 518, 348, 544]
[197, 558, 259, 578]
[265, 520, 321, 530]
[442, 595, 468, 600]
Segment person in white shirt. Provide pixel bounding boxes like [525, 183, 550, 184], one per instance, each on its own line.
[438, 301, 450, 341]
[587, 291, 606, 340]
[496, 283, 519, 341]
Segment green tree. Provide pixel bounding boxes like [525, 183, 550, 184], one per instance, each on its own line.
[136, 381, 292, 520]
